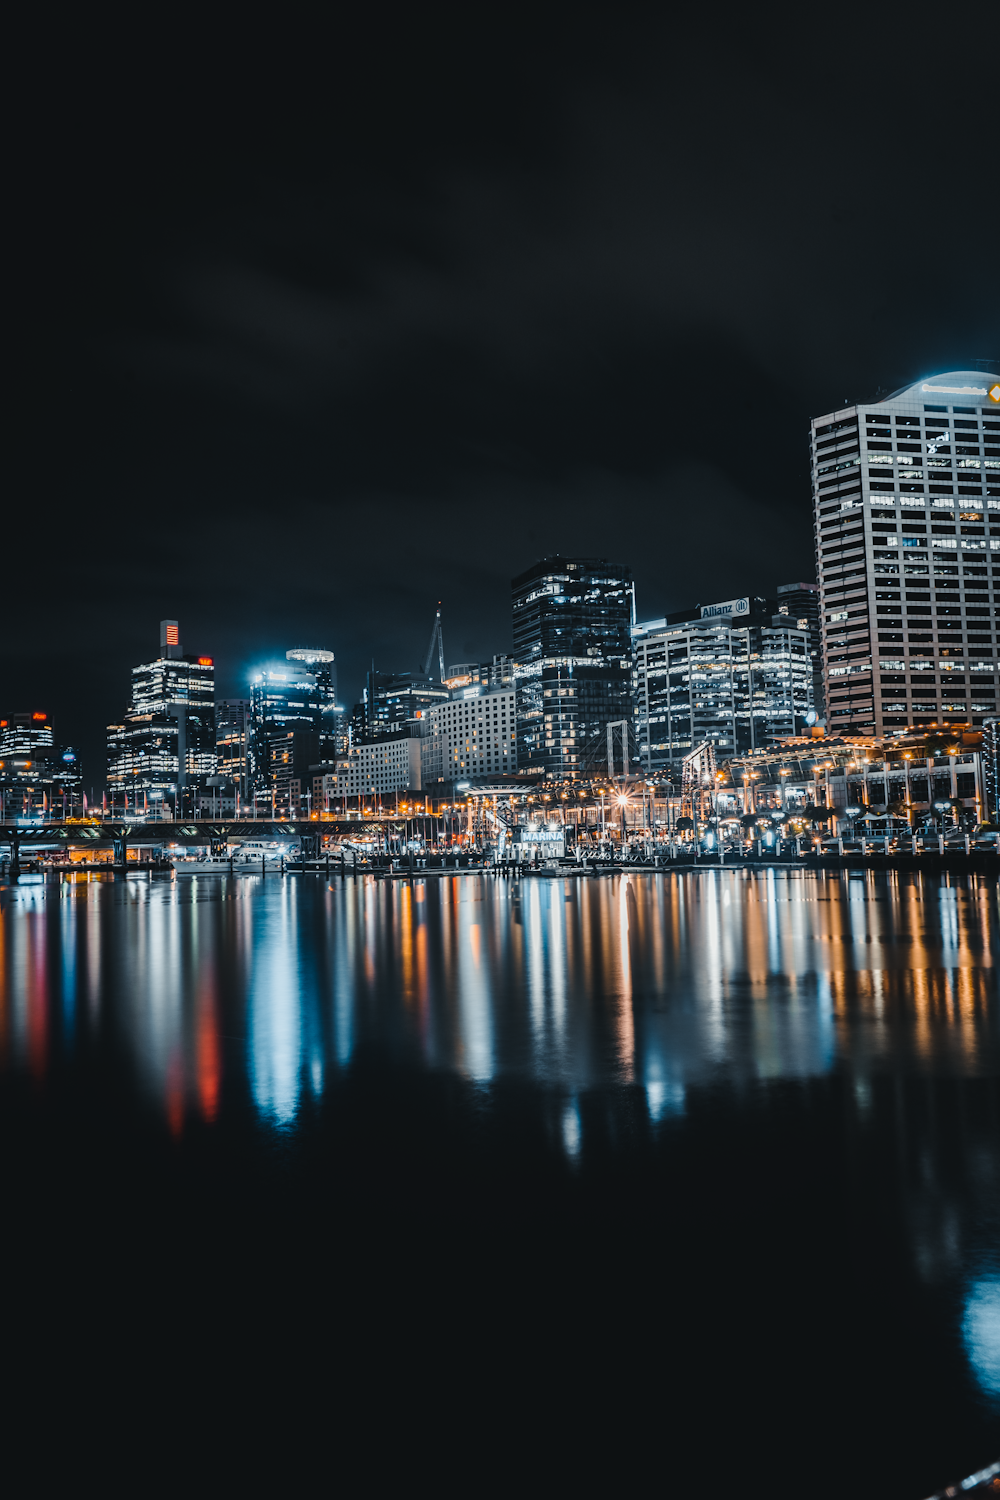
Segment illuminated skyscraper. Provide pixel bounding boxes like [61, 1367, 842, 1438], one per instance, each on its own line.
[106, 620, 215, 813]
[813, 369, 1000, 736]
[248, 648, 341, 812]
[631, 596, 813, 774]
[511, 556, 633, 777]
[776, 581, 823, 721]
[0, 710, 81, 817]
[216, 699, 250, 797]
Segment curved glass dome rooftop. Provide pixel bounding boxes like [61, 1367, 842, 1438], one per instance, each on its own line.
[879, 368, 1000, 404]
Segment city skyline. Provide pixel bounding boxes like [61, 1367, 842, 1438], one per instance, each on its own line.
[5, 419, 1000, 802]
[9, 5, 997, 797]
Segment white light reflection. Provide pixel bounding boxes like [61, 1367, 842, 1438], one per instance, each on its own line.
[645, 1067, 685, 1122]
[963, 1277, 1000, 1397]
[456, 902, 493, 1083]
[561, 1099, 581, 1158]
[248, 899, 302, 1126]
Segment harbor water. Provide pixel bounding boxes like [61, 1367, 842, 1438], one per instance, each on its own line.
[1, 866, 998, 1495]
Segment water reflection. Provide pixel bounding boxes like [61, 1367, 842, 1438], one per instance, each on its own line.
[1, 866, 999, 1423]
[1, 868, 998, 1113]
[964, 1278, 1000, 1397]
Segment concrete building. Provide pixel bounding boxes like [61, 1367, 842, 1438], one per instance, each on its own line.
[196, 780, 237, 818]
[632, 597, 813, 775]
[313, 729, 422, 808]
[512, 555, 633, 778]
[420, 684, 518, 785]
[812, 368, 1000, 737]
[442, 656, 516, 692]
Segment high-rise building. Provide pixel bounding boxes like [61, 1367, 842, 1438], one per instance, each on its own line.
[777, 581, 823, 721]
[0, 711, 82, 817]
[248, 648, 340, 812]
[357, 668, 449, 742]
[632, 596, 813, 774]
[812, 369, 1000, 736]
[511, 555, 633, 778]
[216, 699, 250, 795]
[106, 620, 215, 813]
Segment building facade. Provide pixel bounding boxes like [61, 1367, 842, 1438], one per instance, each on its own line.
[442, 656, 515, 692]
[632, 597, 813, 774]
[511, 555, 633, 778]
[420, 684, 517, 785]
[984, 719, 999, 823]
[106, 620, 216, 813]
[813, 369, 1000, 737]
[216, 699, 249, 795]
[777, 581, 823, 721]
[357, 669, 450, 742]
[313, 730, 422, 807]
[721, 735, 986, 826]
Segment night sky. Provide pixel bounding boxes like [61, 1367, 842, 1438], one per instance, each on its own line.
[9, 11, 998, 783]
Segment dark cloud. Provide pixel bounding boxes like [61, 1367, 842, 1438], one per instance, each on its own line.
[8, 9, 998, 778]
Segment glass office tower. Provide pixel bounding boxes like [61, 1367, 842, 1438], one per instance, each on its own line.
[248, 648, 340, 812]
[216, 699, 250, 796]
[777, 581, 824, 722]
[632, 598, 813, 775]
[813, 369, 1000, 735]
[511, 555, 634, 778]
[359, 669, 449, 742]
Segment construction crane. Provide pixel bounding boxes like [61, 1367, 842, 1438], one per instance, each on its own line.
[422, 603, 446, 682]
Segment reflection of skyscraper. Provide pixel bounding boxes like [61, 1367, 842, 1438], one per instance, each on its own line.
[249, 647, 341, 812]
[107, 620, 215, 813]
[511, 556, 633, 777]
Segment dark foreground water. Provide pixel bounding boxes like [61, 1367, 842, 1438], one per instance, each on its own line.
[2, 867, 998, 1494]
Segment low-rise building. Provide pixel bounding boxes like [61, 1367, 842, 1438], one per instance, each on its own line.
[720, 734, 985, 824]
